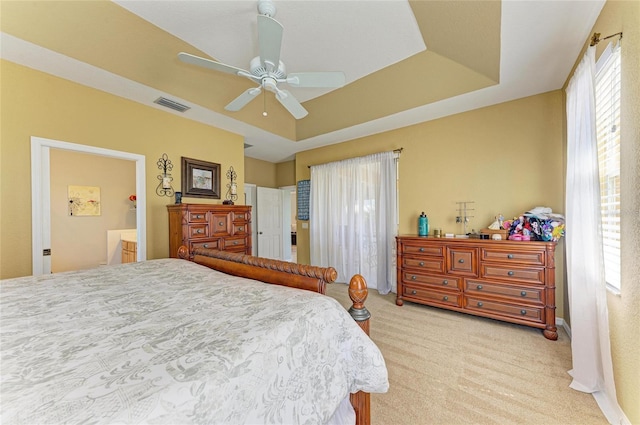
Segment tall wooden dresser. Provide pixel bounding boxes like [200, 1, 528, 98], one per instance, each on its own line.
[167, 204, 252, 258]
[396, 236, 558, 340]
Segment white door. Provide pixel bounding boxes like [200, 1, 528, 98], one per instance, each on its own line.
[257, 187, 283, 260]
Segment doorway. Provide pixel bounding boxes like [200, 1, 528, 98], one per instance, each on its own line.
[31, 136, 146, 275]
[244, 184, 293, 261]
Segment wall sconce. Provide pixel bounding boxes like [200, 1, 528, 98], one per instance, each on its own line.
[223, 166, 238, 205]
[156, 153, 174, 197]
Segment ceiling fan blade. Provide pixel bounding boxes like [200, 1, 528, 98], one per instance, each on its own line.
[286, 72, 346, 88]
[257, 15, 283, 70]
[178, 52, 249, 77]
[225, 87, 262, 112]
[275, 89, 308, 119]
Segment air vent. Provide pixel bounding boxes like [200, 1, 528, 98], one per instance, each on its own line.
[154, 97, 191, 113]
[244, 143, 253, 149]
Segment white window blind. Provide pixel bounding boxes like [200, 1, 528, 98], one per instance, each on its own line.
[595, 43, 621, 291]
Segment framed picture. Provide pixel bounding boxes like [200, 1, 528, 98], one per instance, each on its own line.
[181, 157, 221, 199]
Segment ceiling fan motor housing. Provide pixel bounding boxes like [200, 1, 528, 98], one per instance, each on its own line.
[249, 56, 286, 79]
[257, 0, 276, 17]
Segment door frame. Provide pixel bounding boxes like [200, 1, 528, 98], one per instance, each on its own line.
[31, 136, 146, 275]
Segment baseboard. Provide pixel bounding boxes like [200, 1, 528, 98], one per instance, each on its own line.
[556, 317, 572, 339]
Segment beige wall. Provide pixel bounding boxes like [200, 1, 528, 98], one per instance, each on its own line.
[276, 160, 296, 188]
[244, 157, 277, 188]
[295, 91, 565, 316]
[50, 150, 136, 272]
[244, 157, 296, 189]
[571, 0, 639, 421]
[0, 60, 245, 279]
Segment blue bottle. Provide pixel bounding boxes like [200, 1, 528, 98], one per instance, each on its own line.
[418, 212, 429, 236]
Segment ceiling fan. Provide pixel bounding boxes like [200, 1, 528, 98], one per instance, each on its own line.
[178, 0, 346, 119]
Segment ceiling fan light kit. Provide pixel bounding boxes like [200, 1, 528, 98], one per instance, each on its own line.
[177, 0, 345, 120]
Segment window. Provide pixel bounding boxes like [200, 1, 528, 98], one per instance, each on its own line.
[595, 43, 621, 291]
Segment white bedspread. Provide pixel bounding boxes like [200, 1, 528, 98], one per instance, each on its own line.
[1, 259, 388, 424]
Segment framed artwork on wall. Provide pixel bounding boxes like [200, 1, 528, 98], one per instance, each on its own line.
[181, 157, 221, 199]
[68, 185, 101, 216]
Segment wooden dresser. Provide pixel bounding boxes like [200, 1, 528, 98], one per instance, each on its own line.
[396, 236, 557, 340]
[167, 204, 252, 258]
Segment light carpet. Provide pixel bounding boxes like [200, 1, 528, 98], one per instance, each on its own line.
[325, 283, 607, 425]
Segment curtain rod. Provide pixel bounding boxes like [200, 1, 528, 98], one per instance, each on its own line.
[590, 31, 623, 46]
[307, 147, 403, 168]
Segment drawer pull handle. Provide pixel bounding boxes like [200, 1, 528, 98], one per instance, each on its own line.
[419, 247, 425, 252]
[219, 221, 224, 226]
[411, 275, 417, 280]
[520, 291, 527, 297]
[477, 285, 483, 290]
[443, 296, 449, 301]
[477, 302, 483, 307]
[458, 259, 465, 263]
[238, 227, 244, 231]
[203, 244, 209, 248]
[442, 280, 448, 285]
[233, 241, 239, 245]
[507, 254, 514, 259]
[520, 310, 527, 315]
[196, 229, 203, 234]
[508, 271, 515, 276]
[411, 290, 417, 295]
[419, 261, 425, 267]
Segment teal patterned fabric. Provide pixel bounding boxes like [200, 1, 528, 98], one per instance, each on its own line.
[1, 259, 388, 424]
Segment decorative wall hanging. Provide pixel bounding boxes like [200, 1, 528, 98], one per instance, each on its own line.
[68, 185, 101, 216]
[223, 166, 238, 205]
[297, 179, 310, 221]
[156, 153, 174, 197]
[181, 157, 221, 199]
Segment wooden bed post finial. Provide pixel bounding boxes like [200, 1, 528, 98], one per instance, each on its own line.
[348, 274, 371, 335]
[347, 274, 372, 425]
[177, 245, 190, 259]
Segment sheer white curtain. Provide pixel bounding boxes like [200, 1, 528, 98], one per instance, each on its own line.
[565, 46, 619, 423]
[310, 152, 397, 294]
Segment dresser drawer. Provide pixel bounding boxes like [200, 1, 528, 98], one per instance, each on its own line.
[402, 272, 461, 290]
[481, 248, 544, 266]
[403, 243, 444, 257]
[224, 236, 247, 251]
[480, 264, 545, 285]
[465, 296, 544, 323]
[190, 239, 220, 251]
[446, 247, 478, 276]
[403, 285, 461, 307]
[211, 213, 230, 234]
[188, 211, 208, 223]
[403, 257, 444, 273]
[465, 279, 543, 304]
[232, 211, 250, 222]
[188, 224, 209, 238]
[232, 222, 249, 235]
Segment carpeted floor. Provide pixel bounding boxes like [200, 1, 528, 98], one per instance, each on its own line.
[325, 283, 607, 425]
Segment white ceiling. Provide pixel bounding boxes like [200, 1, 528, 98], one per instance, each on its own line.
[1, 0, 605, 163]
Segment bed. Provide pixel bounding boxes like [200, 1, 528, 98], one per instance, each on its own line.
[1, 247, 388, 424]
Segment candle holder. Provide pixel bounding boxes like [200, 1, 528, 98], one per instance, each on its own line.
[156, 153, 174, 197]
[223, 166, 238, 205]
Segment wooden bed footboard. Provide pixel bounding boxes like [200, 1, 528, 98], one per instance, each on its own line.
[180, 246, 372, 425]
